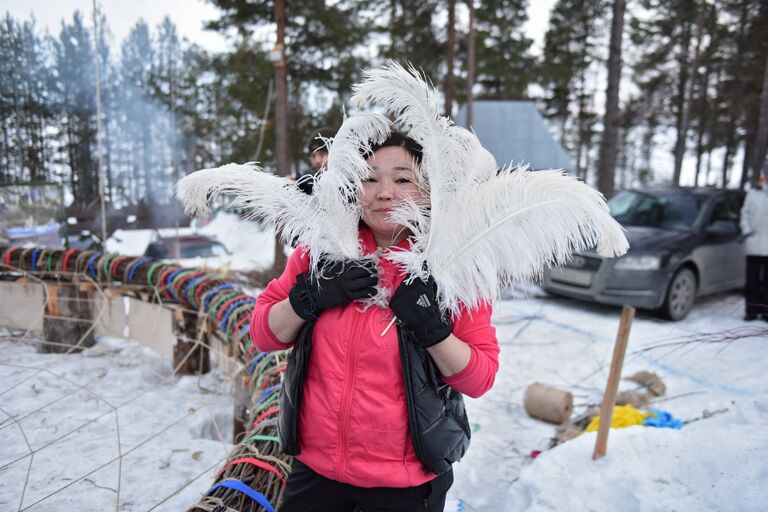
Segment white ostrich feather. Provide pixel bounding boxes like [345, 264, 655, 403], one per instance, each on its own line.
[174, 162, 360, 272]
[174, 163, 313, 247]
[306, 112, 391, 275]
[387, 168, 628, 314]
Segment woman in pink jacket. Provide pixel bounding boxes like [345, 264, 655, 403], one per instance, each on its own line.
[250, 133, 499, 511]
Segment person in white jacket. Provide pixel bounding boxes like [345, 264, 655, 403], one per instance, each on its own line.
[740, 168, 768, 321]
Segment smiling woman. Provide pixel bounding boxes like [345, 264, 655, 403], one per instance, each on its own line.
[249, 129, 499, 511]
[359, 134, 425, 248]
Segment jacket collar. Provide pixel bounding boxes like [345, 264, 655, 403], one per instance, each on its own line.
[359, 226, 412, 256]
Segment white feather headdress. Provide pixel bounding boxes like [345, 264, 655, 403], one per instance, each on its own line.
[350, 61, 629, 314]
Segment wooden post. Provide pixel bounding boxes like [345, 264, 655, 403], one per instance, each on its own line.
[233, 368, 251, 444]
[593, 305, 635, 460]
[172, 309, 210, 375]
[43, 282, 96, 353]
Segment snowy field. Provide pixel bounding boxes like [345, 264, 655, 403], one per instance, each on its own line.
[1, 286, 766, 511]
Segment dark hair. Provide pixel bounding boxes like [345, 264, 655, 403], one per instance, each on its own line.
[365, 132, 423, 164]
[307, 127, 335, 154]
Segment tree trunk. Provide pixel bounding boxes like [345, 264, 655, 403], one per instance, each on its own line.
[723, 0, 748, 188]
[444, 0, 456, 116]
[722, 128, 735, 188]
[272, 0, 290, 273]
[741, 111, 756, 189]
[576, 77, 588, 179]
[750, 49, 768, 186]
[640, 117, 656, 185]
[466, 0, 476, 128]
[694, 47, 711, 187]
[596, 0, 625, 199]
[673, 7, 703, 184]
[67, 118, 78, 204]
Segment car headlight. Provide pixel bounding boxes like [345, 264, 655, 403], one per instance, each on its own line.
[613, 255, 661, 271]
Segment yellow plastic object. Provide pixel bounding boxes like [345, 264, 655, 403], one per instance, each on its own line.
[586, 404, 650, 432]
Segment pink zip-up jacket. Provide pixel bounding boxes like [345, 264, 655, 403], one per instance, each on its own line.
[250, 228, 499, 488]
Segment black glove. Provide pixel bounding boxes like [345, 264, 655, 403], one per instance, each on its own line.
[389, 275, 452, 348]
[289, 259, 378, 320]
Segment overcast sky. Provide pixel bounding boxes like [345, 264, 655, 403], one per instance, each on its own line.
[3, 0, 557, 56]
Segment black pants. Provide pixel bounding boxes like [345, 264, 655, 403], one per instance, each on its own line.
[280, 459, 453, 512]
[745, 255, 768, 317]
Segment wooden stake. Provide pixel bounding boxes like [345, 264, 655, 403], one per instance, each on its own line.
[592, 305, 635, 460]
[233, 369, 251, 444]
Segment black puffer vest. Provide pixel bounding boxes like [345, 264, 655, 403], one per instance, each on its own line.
[277, 320, 471, 475]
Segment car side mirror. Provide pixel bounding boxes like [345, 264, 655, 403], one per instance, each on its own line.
[705, 220, 738, 238]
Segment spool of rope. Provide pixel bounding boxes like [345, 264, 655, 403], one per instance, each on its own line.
[523, 382, 573, 425]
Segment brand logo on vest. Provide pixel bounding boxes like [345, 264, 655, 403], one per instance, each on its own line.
[416, 294, 431, 308]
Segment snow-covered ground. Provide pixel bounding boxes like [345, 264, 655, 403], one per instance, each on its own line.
[452, 289, 768, 512]
[0, 335, 234, 511]
[1, 286, 766, 511]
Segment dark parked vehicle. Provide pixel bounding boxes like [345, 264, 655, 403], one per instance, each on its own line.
[65, 230, 102, 251]
[542, 187, 746, 320]
[144, 235, 230, 260]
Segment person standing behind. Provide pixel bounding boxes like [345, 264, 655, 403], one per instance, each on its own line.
[297, 127, 334, 195]
[740, 167, 768, 321]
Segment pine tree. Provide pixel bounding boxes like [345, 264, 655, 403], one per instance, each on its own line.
[53, 11, 98, 207]
[205, 0, 375, 169]
[540, 0, 606, 180]
[738, 0, 768, 186]
[118, 20, 156, 204]
[0, 15, 55, 184]
[378, 0, 443, 79]
[631, 0, 704, 185]
[473, 0, 534, 99]
[596, 0, 626, 199]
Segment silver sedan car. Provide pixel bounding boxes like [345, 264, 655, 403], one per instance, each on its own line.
[542, 187, 746, 320]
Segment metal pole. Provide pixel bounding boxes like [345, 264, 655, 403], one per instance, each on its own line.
[92, 0, 107, 245]
[171, 33, 180, 259]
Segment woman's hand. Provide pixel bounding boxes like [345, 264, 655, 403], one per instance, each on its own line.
[269, 259, 378, 344]
[389, 275, 452, 348]
[289, 259, 378, 320]
[389, 275, 472, 377]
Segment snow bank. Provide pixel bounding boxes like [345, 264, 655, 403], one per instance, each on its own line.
[506, 422, 766, 511]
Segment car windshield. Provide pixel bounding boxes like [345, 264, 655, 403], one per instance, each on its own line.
[180, 242, 229, 258]
[608, 190, 708, 230]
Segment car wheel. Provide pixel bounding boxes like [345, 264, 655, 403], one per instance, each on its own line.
[662, 267, 697, 321]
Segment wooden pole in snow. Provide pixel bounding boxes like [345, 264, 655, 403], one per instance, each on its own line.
[593, 305, 635, 460]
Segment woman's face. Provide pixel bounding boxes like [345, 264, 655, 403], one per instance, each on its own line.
[359, 145, 423, 248]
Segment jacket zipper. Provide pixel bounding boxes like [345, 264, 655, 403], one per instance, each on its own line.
[335, 308, 364, 481]
[398, 324, 432, 473]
